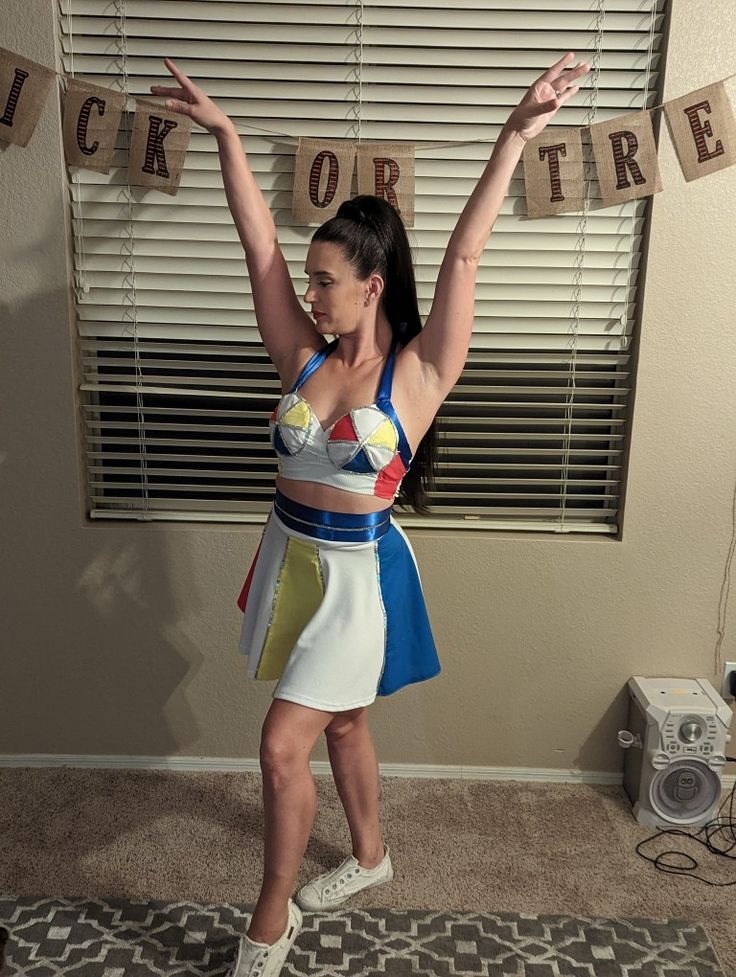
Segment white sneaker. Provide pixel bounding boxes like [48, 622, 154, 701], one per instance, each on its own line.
[229, 899, 302, 977]
[295, 845, 394, 911]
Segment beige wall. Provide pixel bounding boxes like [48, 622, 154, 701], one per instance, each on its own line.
[2, 1, 735, 772]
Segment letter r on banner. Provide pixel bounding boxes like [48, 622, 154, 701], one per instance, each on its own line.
[357, 143, 415, 226]
[589, 110, 662, 206]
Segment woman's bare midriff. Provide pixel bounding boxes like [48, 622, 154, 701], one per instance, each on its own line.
[275, 476, 397, 513]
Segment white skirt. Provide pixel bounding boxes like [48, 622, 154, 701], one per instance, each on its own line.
[236, 491, 440, 712]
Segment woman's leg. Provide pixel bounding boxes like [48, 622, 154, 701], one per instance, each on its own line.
[325, 707, 386, 867]
[248, 698, 334, 944]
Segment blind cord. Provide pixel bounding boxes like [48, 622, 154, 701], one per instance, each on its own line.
[114, 0, 150, 517]
[556, 0, 605, 531]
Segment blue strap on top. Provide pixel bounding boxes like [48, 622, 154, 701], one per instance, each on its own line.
[373, 341, 413, 467]
[376, 340, 397, 402]
[289, 338, 339, 393]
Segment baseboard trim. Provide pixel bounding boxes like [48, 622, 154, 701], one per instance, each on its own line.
[0, 753, 620, 783]
[1, 754, 732, 787]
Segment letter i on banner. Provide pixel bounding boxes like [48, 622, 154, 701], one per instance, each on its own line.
[522, 128, 585, 218]
[129, 97, 193, 196]
[357, 143, 415, 226]
[589, 110, 662, 207]
[62, 79, 125, 173]
[0, 47, 56, 147]
[663, 81, 736, 182]
[293, 137, 356, 223]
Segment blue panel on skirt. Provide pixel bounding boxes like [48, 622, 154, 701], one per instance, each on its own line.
[376, 524, 441, 696]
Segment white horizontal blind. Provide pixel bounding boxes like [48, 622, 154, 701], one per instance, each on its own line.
[58, 0, 665, 530]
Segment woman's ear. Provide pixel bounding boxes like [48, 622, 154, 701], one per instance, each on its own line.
[368, 272, 385, 302]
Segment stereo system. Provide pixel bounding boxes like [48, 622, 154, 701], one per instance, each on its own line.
[618, 677, 732, 828]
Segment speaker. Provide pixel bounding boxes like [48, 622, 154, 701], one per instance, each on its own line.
[618, 677, 732, 828]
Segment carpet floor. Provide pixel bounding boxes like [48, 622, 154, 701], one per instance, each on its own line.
[0, 769, 733, 975]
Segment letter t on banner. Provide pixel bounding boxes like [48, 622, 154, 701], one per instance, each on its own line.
[663, 81, 736, 182]
[0, 47, 56, 147]
[357, 143, 415, 226]
[522, 127, 585, 218]
[293, 137, 356, 223]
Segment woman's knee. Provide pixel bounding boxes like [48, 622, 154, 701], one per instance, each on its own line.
[259, 728, 299, 780]
[259, 700, 332, 781]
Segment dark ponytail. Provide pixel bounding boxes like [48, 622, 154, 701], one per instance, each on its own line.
[312, 195, 438, 513]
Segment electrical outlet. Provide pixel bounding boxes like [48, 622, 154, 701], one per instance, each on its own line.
[722, 662, 736, 700]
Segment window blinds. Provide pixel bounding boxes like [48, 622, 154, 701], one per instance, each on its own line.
[59, 0, 665, 531]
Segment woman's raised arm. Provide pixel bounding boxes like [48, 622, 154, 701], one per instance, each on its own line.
[150, 59, 319, 377]
[410, 52, 591, 398]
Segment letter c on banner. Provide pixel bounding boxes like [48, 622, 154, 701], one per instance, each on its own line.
[77, 96, 105, 155]
[308, 150, 340, 208]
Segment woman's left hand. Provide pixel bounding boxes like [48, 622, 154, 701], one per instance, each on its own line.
[504, 52, 591, 143]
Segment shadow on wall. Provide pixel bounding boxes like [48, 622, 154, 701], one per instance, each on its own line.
[576, 687, 630, 771]
[0, 273, 208, 759]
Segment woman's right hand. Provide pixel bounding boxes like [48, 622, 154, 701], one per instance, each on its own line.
[150, 58, 234, 136]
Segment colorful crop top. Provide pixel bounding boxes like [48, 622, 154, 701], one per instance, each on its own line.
[269, 338, 414, 500]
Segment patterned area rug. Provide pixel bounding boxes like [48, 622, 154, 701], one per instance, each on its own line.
[0, 895, 725, 976]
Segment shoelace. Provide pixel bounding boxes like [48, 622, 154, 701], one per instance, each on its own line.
[316, 863, 362, 892]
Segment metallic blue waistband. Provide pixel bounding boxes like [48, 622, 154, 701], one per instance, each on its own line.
[273, 489, 392, 542]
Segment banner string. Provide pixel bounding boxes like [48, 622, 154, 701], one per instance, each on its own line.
[114, 0, 150, 517]
[38, 53, 736, 151]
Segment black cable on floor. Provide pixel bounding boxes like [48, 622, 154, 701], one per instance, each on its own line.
[635, 756, 736, 885]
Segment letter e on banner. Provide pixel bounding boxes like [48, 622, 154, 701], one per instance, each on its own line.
[62, 78, 126, 173]
[357, 143, 415, 226]
[0, 47, 56, 147]
[129, 97, 193, 196]
[589, 110, 662, 207]
[663, 81, 736, 182]
[522, 128, 585, 218]
[293, 138, 356, 223]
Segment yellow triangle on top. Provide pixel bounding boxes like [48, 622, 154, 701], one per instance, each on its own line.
[281, 399, 311, 430]
[366, 417, 398, 450]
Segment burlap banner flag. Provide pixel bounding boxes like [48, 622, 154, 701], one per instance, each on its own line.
[292, 138, 356, 223]
[128, 98, 193, 196]
[663, 80, 736, 182]
[357, 143, 415, 226]
[0, 47, 55, 147]
[522, 127, 585, 218]
[62, 78, 125, 173]
[589, 110, 663, 207]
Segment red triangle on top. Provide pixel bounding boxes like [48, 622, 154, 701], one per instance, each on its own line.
[329, 413, 358, 442]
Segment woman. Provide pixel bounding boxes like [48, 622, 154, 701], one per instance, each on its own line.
[152, 52, 589, 977]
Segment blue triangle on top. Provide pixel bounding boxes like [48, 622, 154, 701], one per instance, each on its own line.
[272, 426, 292, 457]
[342, 448, 376, 474]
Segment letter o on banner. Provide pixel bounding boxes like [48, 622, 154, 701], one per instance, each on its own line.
[293, 137, 356, 223]
[309, 150, 339, 208]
